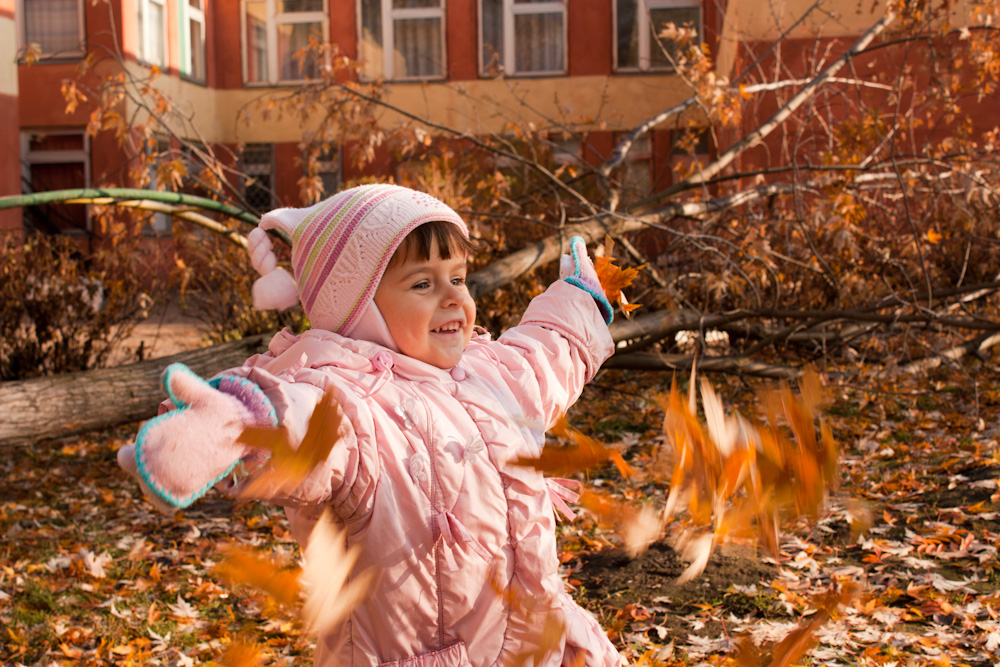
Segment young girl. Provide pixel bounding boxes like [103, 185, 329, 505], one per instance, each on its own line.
[117, 183, 622, 667]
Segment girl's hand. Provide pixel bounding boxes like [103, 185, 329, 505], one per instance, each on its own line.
[117, 363, 276, 512]
[559, 236, 613, 325]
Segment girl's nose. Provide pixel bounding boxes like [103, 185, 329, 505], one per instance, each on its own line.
[441, 283, 462, 307]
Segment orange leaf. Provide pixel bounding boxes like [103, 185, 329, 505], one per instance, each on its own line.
[511, 415, 613, 476]
[219, 638, 266, 667]
[594, 255, 643, 303]
[214, 545, 301, 608]
[593, 235, 643, 316]
[237, 386, 343, 498]
[657, 369, 838, 569]
[578, 489, 629, 528]
[608, 450, 636, 481]
[577, 489, 663, 558]
[300, 510, 377, 638]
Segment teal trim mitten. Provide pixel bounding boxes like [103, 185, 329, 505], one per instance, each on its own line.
[128, 363, 276, 510]
[560, 236, 613, 325]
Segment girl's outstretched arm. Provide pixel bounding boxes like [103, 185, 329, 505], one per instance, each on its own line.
[470, 238, 615, 431]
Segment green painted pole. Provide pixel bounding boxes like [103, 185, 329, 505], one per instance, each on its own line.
[0, 188, 260, 227]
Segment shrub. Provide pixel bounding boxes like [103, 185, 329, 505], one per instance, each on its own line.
[0, 232, 152, 381]
[172, 227, 307, 344]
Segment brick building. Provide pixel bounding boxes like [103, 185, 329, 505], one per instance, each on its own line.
[7, 0, 914, 237]
[8, 0, 738, 236]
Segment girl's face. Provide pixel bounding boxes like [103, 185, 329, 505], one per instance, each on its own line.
[374, 236, 476, 369]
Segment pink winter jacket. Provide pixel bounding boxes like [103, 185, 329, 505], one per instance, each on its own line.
[222, 280, 620, 667]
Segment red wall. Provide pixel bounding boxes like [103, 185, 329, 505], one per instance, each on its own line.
[446, 1, 478, 80]
[726, 32, 1000, 185]
[0, 92, 21, 230]
[214, 0, 243, 89]
[569, 0, 613, 76]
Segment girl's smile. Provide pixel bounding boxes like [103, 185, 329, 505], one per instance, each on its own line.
[374, 237, 476, 369]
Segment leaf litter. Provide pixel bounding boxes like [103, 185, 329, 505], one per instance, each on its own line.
[2, 361, 1000, 666]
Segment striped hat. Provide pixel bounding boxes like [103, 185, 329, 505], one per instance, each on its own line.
[247, 184, 469, 334]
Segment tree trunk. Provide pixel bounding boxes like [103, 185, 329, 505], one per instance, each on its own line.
[0, 334, 270, 448]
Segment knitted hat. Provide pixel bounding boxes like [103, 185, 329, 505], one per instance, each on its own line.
[247, 184, 470, 335]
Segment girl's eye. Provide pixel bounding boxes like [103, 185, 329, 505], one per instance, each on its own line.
[451, 277, 466, 286]
[412, 281, 430, 290]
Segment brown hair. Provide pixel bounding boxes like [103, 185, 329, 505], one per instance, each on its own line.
[388, 220, 478, 267]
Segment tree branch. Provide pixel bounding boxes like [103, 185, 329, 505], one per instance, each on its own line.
[631, 8, 898, 212]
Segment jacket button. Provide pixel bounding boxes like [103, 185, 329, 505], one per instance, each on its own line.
[450, 366, 466, 381]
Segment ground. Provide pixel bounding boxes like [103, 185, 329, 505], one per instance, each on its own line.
[2, 344, 1000, 665]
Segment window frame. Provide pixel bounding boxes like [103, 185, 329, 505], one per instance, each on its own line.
[242, 143, 276, 211]
[357, 0, 447, 82]
[613, 0, 702, 72]
[241, 0, 330, 86]
[20, 129, 92, 234]
[16, 0, 86, 60]
[314, 147, 342, 198]
[179, 0, 207, 82]
[137, 0, 168, 67]
[143, 137, 174, 236]
[615, 133, 653, 203]
[478, 0, 567, 78]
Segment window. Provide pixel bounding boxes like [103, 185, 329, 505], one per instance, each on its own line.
[615, 0, 701, 71]
[242, 144, 275, 211]
[243, 0, 327, 84]
[618, 135, 652, 203]
[18, 0, 85, 59]
[359, 0, 445, 80]
[21, 131, 90, 234]
[137, 0, 167, 66]
[144, 138, 173, 236]
[480, 0, 565, 76]
[551, 137, 580, 167]
[181, 0, 207, 81]
[314, 147, 341, 197]
[670, 128, 709, 182]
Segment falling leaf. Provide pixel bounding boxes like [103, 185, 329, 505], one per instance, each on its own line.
[300, 510, 376, 638]
[657, 369, 839, 580]
[621, 505, 665, 558]
[236, 386, 344, 499]
[511, 415, 624, 477]
[927, 229, 942, 244]
[219, 638, 266, 667]
[736, 582, 858, 667]
[214, 545, 302, 608]
[508, 612, 567, 667]
[674, 532, 714, 585]
[578, 489, 661, 557]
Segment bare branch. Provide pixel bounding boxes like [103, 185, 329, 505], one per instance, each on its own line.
[632, 8, 898, 212]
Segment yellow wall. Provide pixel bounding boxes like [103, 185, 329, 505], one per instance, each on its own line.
[128, 72, 703, 144]
[0, 2, 18, 98]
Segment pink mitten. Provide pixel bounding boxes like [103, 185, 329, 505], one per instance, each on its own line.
[119, 363, 277, 511]
[559, 236, 613, 325]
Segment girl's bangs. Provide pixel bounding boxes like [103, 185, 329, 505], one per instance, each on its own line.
[390, 221, 477, 266]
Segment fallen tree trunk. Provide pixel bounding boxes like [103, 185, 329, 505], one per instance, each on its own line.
[0, 334, 270, 448]
[605, 352, 800, 379]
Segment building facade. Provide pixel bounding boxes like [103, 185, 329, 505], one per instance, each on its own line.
[10, 0, 732, 236]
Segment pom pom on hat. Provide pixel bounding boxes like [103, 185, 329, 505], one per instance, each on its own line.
[252, 267, 300, 311]
[248, 226, 300, 311]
